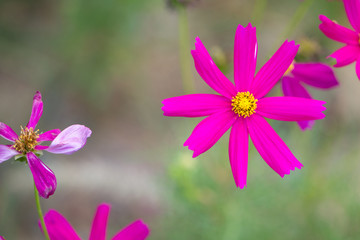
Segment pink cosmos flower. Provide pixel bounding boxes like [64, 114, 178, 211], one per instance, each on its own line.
[42, 203, 150, 240]
[282, 62, 338, 130]
[319, 0, 360, 79]
[0, 91, 91, 198]
[162, 23, 327, 188]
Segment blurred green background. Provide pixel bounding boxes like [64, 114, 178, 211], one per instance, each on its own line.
[0, 0, 360, 239]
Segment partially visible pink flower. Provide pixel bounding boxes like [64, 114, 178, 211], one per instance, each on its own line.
[42, 203, 150, 240]
[0, 91, 91, 198]
[319, 0, 360, 79]
[162, 23, 327, 188]
[282, 62, 338, 130]
[0, 236, 5, 240]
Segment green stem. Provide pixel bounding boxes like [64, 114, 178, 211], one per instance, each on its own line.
[34, 184, 50, 240]
[272, 0, 315, 52]
[178, 5, 195, 94]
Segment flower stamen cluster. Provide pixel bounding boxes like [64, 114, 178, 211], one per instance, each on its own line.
[231, 91, 258, 118]
[12, 126, 39, 154]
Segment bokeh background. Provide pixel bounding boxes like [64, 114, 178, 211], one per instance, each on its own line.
[1, 0, 360, 239]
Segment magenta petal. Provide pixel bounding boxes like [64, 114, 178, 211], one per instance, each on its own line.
[184, 110, 236, 158]
[26, 91, 43, 129]
[329, 45, 360, 67]
[0, 122, 18, 142]
[282, 77, 312, 99]
[251, 40, 299, 98]
[191, 37, 236, 98]
[228, 118, 248, 189]
[281, 77, 314, 130]
[0, 145, 18, 163]
[319, 15, 359, 45]
[112, 220, 150, 240]
[27, 152, 57, 199]
[89, 203, 110, 240]
[43, 210, 81, 240]
[257, 96, 326, 121]
[0, 236, 5, 240]
[38, 129, 61, 142]
[292, 63, 339, 89]
[162, 94, 231, 117]
[343, 0, 360, 33]
[248, 115, 303, 177]
[35, 145, 49, 151]
[46, 125, 92, 155]
[234, 23, 257, 92]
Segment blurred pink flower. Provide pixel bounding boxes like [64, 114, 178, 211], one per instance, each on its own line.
[319, 0, 360, 79]
[0, 236, 5, 240]
[42, 203, 150, 240]
[162, 23, 327, 188]
[282, 62, 338, 130]
[0, 91, 91, 198]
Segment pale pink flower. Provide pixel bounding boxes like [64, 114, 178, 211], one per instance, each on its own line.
[319, 0, 360, 79]
[162, 24, 326, 188]
[42, 203, 150, 240]
[282, 62, 338, 130]
[0, 91, 91, 198]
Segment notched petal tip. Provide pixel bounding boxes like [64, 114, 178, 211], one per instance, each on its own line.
[281, 162, 304, 178]
[236, 183, 247, 189]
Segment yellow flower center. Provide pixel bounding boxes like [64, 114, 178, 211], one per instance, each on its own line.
[12, 127, 39, 154]
[284, 62, 295, 76]
[231, 91, 258, 118]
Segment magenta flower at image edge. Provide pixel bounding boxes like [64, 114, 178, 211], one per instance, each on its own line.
[319, 0, 360, 79]
[0, 91, 91, 198]
[41, 203, 150, 240]
[282, 62, 338, 130]
[162, 23, 327, 188]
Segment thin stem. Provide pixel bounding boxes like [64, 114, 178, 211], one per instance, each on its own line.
[178, 5, 195, 94]
[34, 184, 50, 240]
